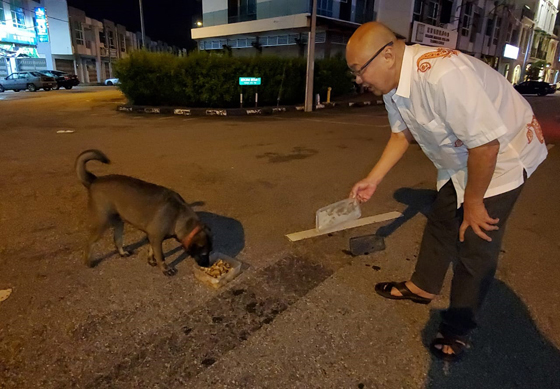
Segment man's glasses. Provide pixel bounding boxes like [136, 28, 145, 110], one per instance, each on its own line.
[349, 41, 394, 78]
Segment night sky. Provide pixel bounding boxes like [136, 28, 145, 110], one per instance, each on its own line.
[66, 0, 202, 49]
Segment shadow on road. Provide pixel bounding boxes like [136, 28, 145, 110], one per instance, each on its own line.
[169, 211, 245, 268]
[422, 280, 560, 388]
[376, 187, 437, 237]
[91, 210, 245, 269]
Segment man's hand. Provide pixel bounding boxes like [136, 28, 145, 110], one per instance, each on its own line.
[350, 178, 378, 203]
[459, 201, 499, 242]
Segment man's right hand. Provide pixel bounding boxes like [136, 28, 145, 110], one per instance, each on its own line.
[350, 178, 378, 203]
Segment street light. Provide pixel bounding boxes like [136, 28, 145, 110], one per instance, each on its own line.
[139, 0, 146, 49]
[304, 0, 317, 113]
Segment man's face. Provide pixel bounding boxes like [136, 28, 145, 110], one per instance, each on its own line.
[347, 42, 395, 96]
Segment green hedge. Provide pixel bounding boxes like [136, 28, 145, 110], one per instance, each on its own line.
[114, 51, 353, 108]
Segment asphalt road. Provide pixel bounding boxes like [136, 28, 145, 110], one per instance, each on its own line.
[0, 87, 559, 388]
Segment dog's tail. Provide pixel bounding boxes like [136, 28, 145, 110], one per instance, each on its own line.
[75, 149, 110, 188]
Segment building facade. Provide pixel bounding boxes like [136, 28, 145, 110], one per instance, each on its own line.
[194, 0, 559, 85]
[1, 0, 187, 82]
[193, 0, 375, 58]
[1, 0, 72, 77]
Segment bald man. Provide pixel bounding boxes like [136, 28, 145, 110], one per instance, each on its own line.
[347, 22, 547, 361]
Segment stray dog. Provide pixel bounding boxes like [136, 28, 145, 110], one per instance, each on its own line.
[76, 149, 212, 276]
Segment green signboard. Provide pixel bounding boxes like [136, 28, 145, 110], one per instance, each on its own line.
[239, 77, 261, 86]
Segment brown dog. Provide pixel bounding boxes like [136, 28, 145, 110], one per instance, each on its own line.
[76, 149, 212, 276]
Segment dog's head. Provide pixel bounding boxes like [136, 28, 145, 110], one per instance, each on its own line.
[181, 223, 212, 268]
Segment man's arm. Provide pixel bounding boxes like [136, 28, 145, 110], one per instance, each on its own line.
[460, 139, 500, 242]
[350, 129, 413, 202]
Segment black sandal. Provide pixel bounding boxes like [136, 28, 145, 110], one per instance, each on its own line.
[374, 281, 432, 304]
[430, 336, 469, 362]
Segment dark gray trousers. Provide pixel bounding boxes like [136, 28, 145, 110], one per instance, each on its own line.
[410, 178, 524, 338]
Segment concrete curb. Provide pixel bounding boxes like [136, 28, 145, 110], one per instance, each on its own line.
[116, 100, 384, 117]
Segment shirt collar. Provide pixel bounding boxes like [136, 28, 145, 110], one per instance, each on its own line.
[395, 44, 414, 99]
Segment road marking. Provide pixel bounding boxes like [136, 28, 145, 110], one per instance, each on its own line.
[286, 211, 403, 242]
[547, 144, 555, 150]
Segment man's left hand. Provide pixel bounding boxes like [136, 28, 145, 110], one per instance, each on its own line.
[460, 202, 499, 242]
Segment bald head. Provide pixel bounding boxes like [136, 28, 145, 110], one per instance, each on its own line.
[346, 22, 404, 96]
[347, 22, 397, 60]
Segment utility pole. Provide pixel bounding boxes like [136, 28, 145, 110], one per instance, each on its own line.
[139, 0, 146, 49]
[304, 0, 317, 113]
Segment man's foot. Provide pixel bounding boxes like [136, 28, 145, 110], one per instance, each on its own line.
[430, 333, 469, 362]
[390, 281, 435, 300]
[374, 281, 434, 304]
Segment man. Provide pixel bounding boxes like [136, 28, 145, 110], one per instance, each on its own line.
[346, 22, 548, 361]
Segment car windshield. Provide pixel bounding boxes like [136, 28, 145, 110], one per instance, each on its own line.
[30, 72, 42, 77]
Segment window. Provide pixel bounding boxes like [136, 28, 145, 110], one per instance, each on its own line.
[0, 3, 5, 25]
[120, 34, 126, 52]
[108, 31, 115, 49]
[228, 0, 256, 23]
[493, 17, 501, 45]
[315, 31, 327, 44]
[470, 11, 480, 43]
[318, 0, 334, 17]
[461, 2, 473, 37]
[413, 0, 423, 22]
[74, 21, 84, 45]
[426, 0, 439, 26]
[11, 7, 25, 29]
[510, 29, 519, 45]
[486, 17, 494, 36]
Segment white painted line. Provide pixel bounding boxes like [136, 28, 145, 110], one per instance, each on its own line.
[547, 144, 555, 150]
[286, 211, 403, 242]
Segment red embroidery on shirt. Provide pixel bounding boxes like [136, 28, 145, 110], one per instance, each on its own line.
[416, 48, 459, 73]
[527, 116, 544, 144]
[526, 128, 534, 144]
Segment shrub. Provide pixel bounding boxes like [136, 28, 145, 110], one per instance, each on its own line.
[114, 51, 353, 107]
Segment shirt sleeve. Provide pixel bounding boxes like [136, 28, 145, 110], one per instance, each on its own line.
[429, 66, 508, 149]
[383, 93, 408, 133]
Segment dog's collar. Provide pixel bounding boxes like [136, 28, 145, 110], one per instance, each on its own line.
[182, 224, 203, 249]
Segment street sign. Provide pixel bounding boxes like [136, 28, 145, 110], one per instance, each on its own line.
[239, 77, 261, 86]
[34, 8, 49, 43]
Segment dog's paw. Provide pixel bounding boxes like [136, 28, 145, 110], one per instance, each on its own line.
[163, 267, 178, 277]
[120, 250, 133, 257]
[148, 258, 158, 267]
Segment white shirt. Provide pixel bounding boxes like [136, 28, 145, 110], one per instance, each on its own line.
[384, 44, 548, 207]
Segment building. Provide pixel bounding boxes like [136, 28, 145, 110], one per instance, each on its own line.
[1, 0, 187, 82]
[193, 0, 559, 87]
[192, 0, 376, 58]
[1, 0, 72, 77]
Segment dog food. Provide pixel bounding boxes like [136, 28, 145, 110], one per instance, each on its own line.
[202, 259, 233, 279]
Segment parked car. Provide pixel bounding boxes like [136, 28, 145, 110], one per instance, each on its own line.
[514, 81, 556, 96]
[0, 72, 57, 92]
[39, 70, 79, 90]
[104, 78, 119, 86]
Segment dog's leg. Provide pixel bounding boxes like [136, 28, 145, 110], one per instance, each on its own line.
[84, 222, 108, 267]
[113, 219, 132, 257]
[149, 236, 177, 276]
[147, 245, 157, 267]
